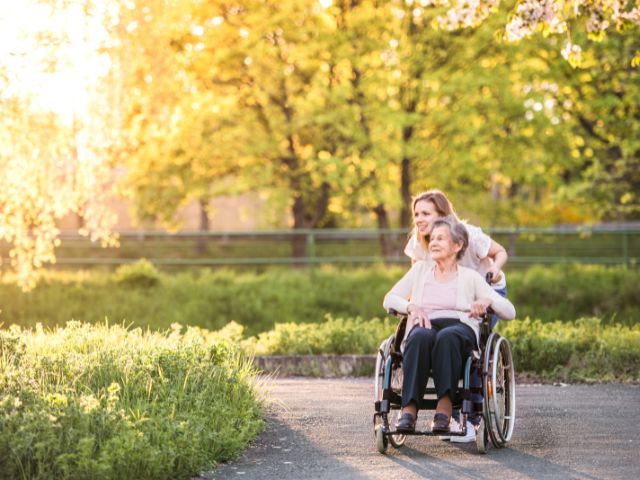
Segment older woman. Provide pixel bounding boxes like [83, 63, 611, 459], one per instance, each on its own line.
[383, 216, 516, 433]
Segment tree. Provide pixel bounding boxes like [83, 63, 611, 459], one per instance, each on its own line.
[0, 0, 118, 289]
[438, 0, 640, 68]
[532, 30, 640, 219]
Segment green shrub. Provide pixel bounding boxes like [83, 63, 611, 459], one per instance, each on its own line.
[497, 317, 640, 382]
[242, 315, 640, 382]
[0, 322, 263, 480]
[114, 259, 161, 288]
[0, 265, 638, 336]
[243, 315, 396, 355]
[508, 264, 640, 324]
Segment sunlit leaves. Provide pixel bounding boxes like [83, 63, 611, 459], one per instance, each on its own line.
[0, 0, 118, 289]
[438, 1, 640, 66]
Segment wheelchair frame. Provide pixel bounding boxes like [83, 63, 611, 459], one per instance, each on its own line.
[373, 309, 516, 454]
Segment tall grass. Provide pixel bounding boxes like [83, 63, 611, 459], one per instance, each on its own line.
[0, 322, 263, 480]
[0, 263, 638, 335]
[241, 316, 640, 383]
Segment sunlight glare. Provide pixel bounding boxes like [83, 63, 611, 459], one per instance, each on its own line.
[0, 0, 111, 124]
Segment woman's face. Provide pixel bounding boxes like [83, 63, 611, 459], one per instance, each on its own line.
[428, 225, 461, 261]
[414, 200, 441, 235]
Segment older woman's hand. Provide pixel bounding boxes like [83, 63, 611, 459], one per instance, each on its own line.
[470, 298, 492, 318]
[407, 303, 431, 329]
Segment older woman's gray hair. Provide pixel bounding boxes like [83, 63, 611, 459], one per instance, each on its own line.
[431, 216, 469, 260]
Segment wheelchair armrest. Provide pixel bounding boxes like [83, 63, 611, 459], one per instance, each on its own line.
[386, 309, 408, 353]
[392, 316, 407, 353]
[387, 308, 406, 318]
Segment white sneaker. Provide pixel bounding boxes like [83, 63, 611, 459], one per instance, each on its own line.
[439, 419, 461, 441]
[450, 420, 476, 443]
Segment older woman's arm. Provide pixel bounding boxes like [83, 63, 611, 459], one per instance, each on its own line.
[382, 263, 418, 314]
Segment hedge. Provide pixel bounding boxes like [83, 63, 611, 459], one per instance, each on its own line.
[0, 263, 638, 335]
[0, 322, 263, 480]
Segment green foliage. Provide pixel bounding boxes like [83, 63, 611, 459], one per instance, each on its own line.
[242, 314, 396, 355]
[114, 259, 162, 288]
[108, 0, 640, 232]
[244, 315, 640, 382]
[0, 265, 638, 337]
[0, 322, 263, 479]
[497, 317, 640, 382]
[508, 264, 640, 323]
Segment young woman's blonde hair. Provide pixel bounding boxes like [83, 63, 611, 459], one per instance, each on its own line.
[411, 189, 460, 252]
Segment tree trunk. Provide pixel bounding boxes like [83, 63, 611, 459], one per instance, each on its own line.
[196, 198, 210, 255]
[399, 155, 412, 228]
[291, 194, 308, 262]
[373, 203, 394, 264]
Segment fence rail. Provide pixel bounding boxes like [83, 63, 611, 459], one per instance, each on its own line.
[2, 224, 636, 269]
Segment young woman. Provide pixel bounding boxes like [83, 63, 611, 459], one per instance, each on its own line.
[405, 190, 508, 294]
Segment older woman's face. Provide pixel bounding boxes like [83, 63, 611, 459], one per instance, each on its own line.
[428, 225, 461, 261]
[414, 200, 440, 235]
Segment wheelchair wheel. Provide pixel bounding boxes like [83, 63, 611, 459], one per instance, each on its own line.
[483, 333, 516, 448]
[374, 338, 406, 448]
[387, 413, 406, 447]
[375, 424, 388, 454]
[373, 337, 391, 403]
[475, 418, 488, 454]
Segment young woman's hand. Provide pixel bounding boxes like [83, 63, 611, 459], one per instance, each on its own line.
[487, 265, 503, 283]
[407, 303, 431, 329]
[470, 298, 492, 318]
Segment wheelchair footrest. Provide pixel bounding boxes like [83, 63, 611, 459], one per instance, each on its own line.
[382, 427, 467, 437]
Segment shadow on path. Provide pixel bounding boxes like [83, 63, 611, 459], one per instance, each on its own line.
[201, 414, 371, 480]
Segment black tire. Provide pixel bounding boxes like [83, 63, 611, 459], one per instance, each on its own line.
[374, 337, 406, 448]
[475, 418, 488, 454]
[375, 424, 388, 454]
[483, 333, 516, 448]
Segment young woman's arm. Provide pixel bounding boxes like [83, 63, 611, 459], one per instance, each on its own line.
[486, 239, 508, 283]
[472, 274, 516, 320]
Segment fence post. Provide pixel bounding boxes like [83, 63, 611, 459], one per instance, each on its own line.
[622, 230, 629, 267]
[307, 231, 316, 270]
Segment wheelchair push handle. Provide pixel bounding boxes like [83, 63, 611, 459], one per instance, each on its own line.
[484, 272, 495, 318]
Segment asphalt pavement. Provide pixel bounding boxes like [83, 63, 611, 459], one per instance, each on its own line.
[204, 378, 640, 480]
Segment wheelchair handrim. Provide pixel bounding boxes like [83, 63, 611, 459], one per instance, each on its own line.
[490, 336, 516, 443]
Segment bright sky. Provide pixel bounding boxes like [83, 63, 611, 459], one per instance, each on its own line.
[0, 0, 112, 123]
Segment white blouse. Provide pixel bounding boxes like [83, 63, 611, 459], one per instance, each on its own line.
[404, 223, 507, 289]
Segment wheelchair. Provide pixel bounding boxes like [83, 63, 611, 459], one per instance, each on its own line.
[373, 305, 516, 454]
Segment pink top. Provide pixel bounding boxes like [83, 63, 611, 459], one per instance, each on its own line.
[420, 268, 458, 317]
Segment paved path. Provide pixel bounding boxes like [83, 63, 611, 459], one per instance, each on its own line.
[206, 378, 640, 480]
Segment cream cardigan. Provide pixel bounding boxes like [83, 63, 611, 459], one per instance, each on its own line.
[383, 261, 516, 346]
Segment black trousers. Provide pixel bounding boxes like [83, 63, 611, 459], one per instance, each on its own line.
[401, 320, 477, 409]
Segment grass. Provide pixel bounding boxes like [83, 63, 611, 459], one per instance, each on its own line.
[0, 322, 264, 480]
[0, 264, 638, 337]
[238, 315, 640, 383]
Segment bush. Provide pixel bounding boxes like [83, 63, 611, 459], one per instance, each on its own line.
[0, 265, 638, 336]
[0, 322, 263, 480]
[497, 317, 640, 382]
[508, 264, 640, 324]
[242, 315, 396, 355]
[242, 315, 640, 382]
[113, 259, 162, 288]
